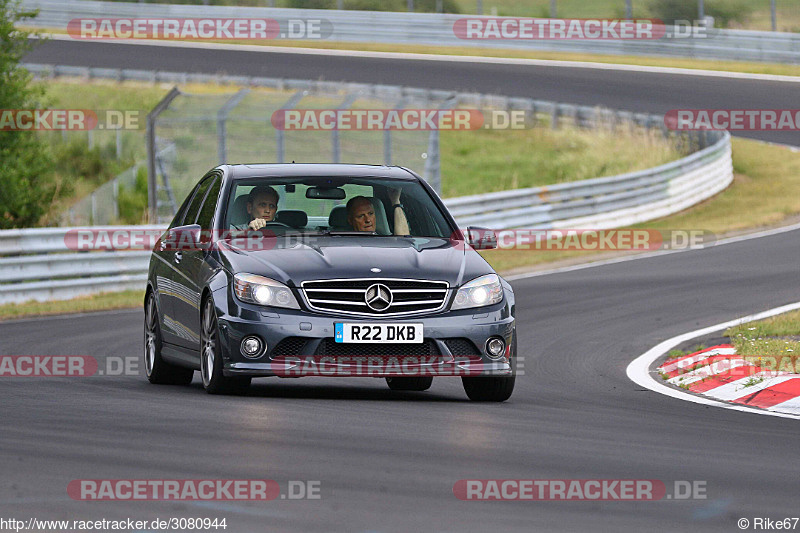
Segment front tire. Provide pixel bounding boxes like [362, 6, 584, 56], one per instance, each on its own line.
[144, 292, 194, 385]
[385, 376, 433, 391]
[200, 297, 251, 395]
[461, 334, 516, 402]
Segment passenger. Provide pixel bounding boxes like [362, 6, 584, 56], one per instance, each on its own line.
[346, 189, 409, 235]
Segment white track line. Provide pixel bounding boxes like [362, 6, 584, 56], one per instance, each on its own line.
[626, 301, 800, 420]
[39, 33, 800, 83]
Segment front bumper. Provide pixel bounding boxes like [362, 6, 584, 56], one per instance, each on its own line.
[217, 298, 515, 378]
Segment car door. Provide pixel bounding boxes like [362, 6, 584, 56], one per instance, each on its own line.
[158, 176, 214, 348]
[152, 182, 201, 347]
[171, 172, 222, 352]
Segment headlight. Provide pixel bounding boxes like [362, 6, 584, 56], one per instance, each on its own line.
[234, 273, 300, 309]
[451, 274, 503, 310]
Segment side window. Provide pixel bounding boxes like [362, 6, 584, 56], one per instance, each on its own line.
[170, 184, 200, 229]
[183, 177, 214, 226]
[196, 177, 222, 231]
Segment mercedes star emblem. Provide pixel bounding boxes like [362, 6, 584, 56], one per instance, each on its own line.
[365, 283, 393, 312]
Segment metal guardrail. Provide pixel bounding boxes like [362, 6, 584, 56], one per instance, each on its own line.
[20, 0, 800, 64]
[448, 132, 732, 229]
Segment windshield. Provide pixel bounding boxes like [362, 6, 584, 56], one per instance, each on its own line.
[224, 176, 454, 239]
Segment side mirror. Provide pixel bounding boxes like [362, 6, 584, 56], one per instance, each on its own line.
[466, 226, 497, 250]
[164, 224, 203, 251]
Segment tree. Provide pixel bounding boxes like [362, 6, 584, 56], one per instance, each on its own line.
[0, 0, 54, 228]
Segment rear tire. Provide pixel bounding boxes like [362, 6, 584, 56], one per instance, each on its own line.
[200, 297, 251, 395]
[385, 376, 433, 391]
[144, 292, 194, 386]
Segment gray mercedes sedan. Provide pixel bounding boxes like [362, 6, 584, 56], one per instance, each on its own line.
[144, 164, 515, 401]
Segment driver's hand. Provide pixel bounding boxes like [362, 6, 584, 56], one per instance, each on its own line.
[388, 187, 402, 205]
[249, 218, 268, 231]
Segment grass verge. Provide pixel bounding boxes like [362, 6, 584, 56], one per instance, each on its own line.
[0, 290, 144, 321]
[725, 310, 800, 372]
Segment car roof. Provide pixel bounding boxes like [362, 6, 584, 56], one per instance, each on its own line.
[223, 163, 419, 181]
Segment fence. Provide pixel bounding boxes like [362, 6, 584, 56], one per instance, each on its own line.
[24, 64, 718, 226]
[20, 0, 800, 64]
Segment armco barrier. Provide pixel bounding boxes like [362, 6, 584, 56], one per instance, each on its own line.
[0, 133, 731, 304]
[19, 0, 800, 64]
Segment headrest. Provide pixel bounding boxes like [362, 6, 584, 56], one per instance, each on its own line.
[229, 195, 250, 228]
[328, 205, 350, 230]
[275, 210, 308, 228]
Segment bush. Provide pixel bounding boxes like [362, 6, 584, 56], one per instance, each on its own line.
[117, 167, 149, 224]
[647, 0, 699, 25]
[647, 0, 754, 27]
[0, 0, 57, 228]
[706, 0, 754, 27]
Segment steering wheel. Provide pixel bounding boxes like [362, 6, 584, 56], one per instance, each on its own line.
[260, 221, 291, 228]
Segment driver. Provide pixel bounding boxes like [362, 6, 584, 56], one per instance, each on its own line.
[235, 185, 279, 231]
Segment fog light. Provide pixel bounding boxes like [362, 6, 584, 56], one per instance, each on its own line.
[486, 337, 506, 359]
[241, 336, 265, 358]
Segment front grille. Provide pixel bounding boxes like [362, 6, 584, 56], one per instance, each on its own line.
[271, 337, 308, 357]
[301, 278, 449, 317]
[316, 339, 440, 357]
[444, 338, 481, 357]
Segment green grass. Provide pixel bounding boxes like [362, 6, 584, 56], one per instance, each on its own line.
[0, 290, 144, 321]
[440, 125, 684, 197]
[725, 310, 800, 372]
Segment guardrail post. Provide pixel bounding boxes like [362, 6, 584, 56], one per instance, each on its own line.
[90, 192, 97, 225]
[146, 87, 181, 222]
[217, 88, 250, 164]
[332, 94, 358, 164]
[115, 129, 122, 159]
[424, 97, 456, 195]
[275, 90, 306, 164]
[113, 178, 119, 221]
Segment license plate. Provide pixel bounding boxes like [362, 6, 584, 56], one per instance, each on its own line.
[335, 323, 423, 343]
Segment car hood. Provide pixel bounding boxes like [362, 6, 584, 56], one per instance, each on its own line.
[217, 236, 492, 288]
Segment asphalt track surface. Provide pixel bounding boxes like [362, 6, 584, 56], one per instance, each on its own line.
[2, 40, 799, 532]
